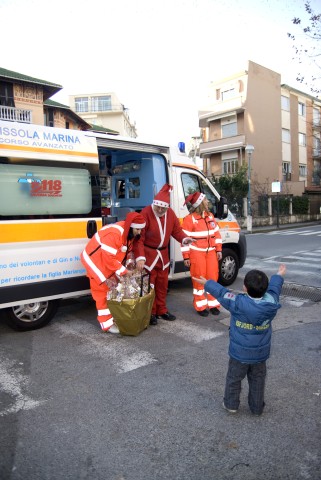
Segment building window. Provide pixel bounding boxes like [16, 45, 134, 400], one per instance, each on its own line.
[282, 162, 291, 174]
[44, 109, 54, 127]
[282, 162, 291, 181]
[0, 82, 14, 107]
[221, 88, 235, 101]
[222, 122, 237, 138]
[281, 95, 290, 111]
[313, 137, 321, 156]
[75, 97, 88, 113]
[298, 102, 305, 116]
[313, 107, 320, 126]
[221, 116, 237, 138]
[299, 165, 307, 177]
[282, 128, 291, 143]
[298, 132, 306, 146]
[91, 96, 111, 112]
[222, 159, 238, 175]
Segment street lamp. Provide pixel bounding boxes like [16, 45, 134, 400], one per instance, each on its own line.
[245, 144, 254, 233]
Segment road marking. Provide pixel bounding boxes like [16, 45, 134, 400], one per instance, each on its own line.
[0, 360, 46, 417]
[245, 258, 320, 272]
[54, 319, 158, 374]
[265, 230, 321, 236]
[249, 249, 321, 266]
[156, 319, 224, 343]
[54, 316, 225, 372]
[300, 251, 321, 257]
[271, 254, 321, 262]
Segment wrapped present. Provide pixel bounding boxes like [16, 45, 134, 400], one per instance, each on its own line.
[106, 270, 151, 301]
[107, 272, 155, 336]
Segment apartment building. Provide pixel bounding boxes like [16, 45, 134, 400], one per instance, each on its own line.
[0, 67, 90, 130]
[69, 92, 137, 138]
[198, 61, 321, 212]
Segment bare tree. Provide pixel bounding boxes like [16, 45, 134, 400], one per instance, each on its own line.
[287, 1, 321, 95]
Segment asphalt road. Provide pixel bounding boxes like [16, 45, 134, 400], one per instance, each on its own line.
[240, 224, 321, 288]
[0, 267, 320, 479]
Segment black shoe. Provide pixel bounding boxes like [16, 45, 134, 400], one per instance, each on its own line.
[150, 315, 158, 326]
[197, 309, 209, 317]
[210, 308, 220, 316]
[158, 311, 176, 321]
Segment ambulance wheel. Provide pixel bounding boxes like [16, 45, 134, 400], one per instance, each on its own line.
[219, 248, 239, 286]
[3, 300, 59, 331]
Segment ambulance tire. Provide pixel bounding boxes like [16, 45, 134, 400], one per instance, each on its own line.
[3, 300, 59, 331]
[218, 248, 239, 286]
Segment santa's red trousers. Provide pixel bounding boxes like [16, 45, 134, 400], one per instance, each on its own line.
[149, 257, 169, 316]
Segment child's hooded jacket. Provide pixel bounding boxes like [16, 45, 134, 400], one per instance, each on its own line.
[204, 274, 284, 363]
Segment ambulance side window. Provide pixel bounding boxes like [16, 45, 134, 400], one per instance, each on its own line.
[0, 164, 93, 218]
[181, 173, 218, 216]
[181, 172, 200, 197]
[199, 178, 218, 215]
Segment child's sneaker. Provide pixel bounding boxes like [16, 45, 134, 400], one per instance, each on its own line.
[222, 402, 238, 413]
[108, 324, 120, 334]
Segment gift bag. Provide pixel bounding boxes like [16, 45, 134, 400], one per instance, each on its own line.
[108, 273, 155, 336]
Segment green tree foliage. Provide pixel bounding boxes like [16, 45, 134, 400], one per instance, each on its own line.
[292, 195, 309, 214]
[272, 196, 290, 215]
[287, 1, 321, 95]
[209, 166, 248, 216]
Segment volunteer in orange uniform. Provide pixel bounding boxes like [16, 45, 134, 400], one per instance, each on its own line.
[181, 192, 222, 317]
[81, 212, 146, 333]
[141, 184, 194, 325]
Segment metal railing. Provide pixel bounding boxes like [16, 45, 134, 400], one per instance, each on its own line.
[0, 106, 32, 123]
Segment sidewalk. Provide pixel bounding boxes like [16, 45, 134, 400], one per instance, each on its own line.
[241, 219, 321, 234]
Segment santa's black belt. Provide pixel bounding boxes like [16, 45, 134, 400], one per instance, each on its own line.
[193, 236, 216, 240]
[145, 244, 167, 251]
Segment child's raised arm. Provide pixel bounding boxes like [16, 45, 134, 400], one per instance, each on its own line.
[278, 264, 286, 277]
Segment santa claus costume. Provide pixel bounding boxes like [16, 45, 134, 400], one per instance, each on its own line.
[141, 184, 192, 324]
[81, 212, 146, 332]
[181, 191, 222, 317]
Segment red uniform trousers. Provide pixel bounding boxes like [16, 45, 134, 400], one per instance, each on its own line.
[189, 249, 220, 312]
[149, 257, 169, 316]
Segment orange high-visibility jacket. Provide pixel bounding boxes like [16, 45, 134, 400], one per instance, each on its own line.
[181, 212, 222, 259]
[81, 221, 145, 284]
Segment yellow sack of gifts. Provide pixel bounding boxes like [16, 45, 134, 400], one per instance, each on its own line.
[108, 288, 155, 336]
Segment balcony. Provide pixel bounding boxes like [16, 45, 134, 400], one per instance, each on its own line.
[313, 149, 321, 159]
[199, 98, 245, 128]
[283, 172, 292, 182]
[199, 134, 246, 156]
[0, 106, 32, 123]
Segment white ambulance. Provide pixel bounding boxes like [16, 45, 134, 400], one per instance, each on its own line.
[0, 120, 246, 330]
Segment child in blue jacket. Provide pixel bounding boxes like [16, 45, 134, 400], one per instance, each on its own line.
[193, 264, 286, 416]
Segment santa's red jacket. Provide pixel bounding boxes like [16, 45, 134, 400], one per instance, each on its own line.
[140, 205, 187, 271]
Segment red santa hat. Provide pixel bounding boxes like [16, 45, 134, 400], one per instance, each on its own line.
[122, 211, 146, 244]
[184, 192, 205, 209]
[153, 183, 172, 208]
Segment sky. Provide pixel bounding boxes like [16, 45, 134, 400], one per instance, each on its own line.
[0, 0, 319, 147]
